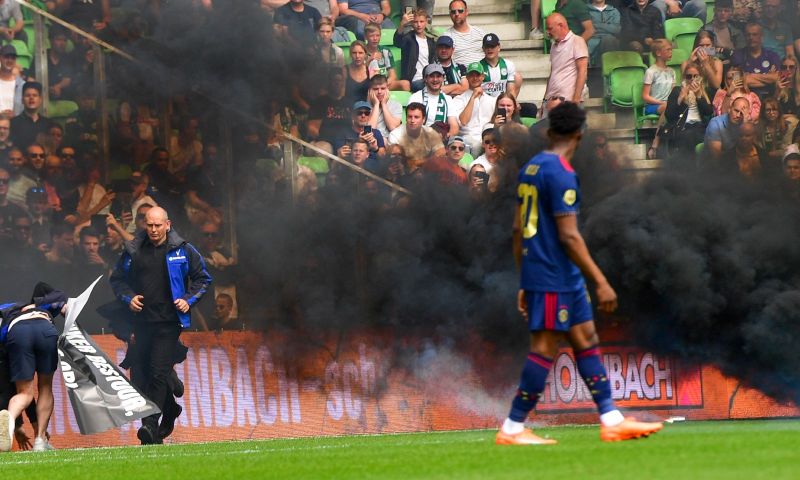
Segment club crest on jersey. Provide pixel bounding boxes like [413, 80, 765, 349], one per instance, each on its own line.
[525, 164, 540, 175]
[500, 68, 507, 76]
[558, 307, 569, 323]
[563, 189, 577, 206]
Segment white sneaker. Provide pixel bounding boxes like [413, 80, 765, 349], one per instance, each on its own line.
[0, 410, 11, 452]
[529, 28, 544, 40]
[33, 437, 55, 452]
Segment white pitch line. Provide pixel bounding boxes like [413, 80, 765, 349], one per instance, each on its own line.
[0, 436, 488, 466]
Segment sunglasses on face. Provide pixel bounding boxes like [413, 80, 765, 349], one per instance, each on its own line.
[684, 73, 700, 79]
[203, 232, 219, 238]
[449, 8, 464, 14]
[356, 110, 370, 116]
[781, 64, 796, 70]
[449, 145, 464, 151]
[28, 153, 45, 158]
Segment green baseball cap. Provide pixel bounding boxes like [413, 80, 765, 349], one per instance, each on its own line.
[466, 62, 483, 75]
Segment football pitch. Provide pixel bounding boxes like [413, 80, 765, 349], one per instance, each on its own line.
[0, 420, 796, 479]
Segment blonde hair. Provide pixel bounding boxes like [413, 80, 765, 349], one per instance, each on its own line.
[683, 62, 710, 104]
[651, 39, 672, 55]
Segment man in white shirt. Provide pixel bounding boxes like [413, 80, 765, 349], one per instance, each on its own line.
[408, 64, 459, 136]
[443, 0, 486, 65]
[542, 13, 589, 117]
[453, 62, 496, 155]
[0, 44, 23, 117]
[479, 33, 522, 98]
[366, 74, 403, 139]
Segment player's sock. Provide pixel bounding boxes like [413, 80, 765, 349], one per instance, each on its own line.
[576, 346, 621, 424]
[506, 352, 553, 428]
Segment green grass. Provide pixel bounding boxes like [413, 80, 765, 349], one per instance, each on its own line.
[1, 420, 797, 479]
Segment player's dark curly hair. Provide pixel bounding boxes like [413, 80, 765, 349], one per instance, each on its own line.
[548, 102, 586, 136]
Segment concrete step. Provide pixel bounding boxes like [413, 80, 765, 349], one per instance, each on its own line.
[496, 53, 550, 73]
[432, 20, 527, 41]
[586, 112, 616, 130]
[518, 82, 546, 103]
[610, 143, 647, 162]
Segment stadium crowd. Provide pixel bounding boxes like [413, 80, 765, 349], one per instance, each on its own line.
[0, 0, 794, 334]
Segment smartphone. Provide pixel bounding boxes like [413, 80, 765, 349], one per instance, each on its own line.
[732, 71, 742, 84]
[363, 125, 372, 134]
[90, 214, 106, 234]
[404, 6, 413, 14]
[702, 47, 716, 57]
[474, 171, 490, 183]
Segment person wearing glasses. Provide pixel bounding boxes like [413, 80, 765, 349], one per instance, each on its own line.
[649, 63, 712, 162]
[422, 135, 468, 186]
[5, 147, 36, 206]
[777, 57, 799, 119]
[467, 127, 501, 195]
[444, 0, 486, 66]
[25, 144, 46, 182]
[333, 101, 386, 170]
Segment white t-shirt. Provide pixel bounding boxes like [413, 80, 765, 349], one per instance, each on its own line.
[409, 89, 456, 126]
[375, 99, 403, 139]
[643, 65, 675, 103]
[413, 36, 429, 82]
[452, 90, 496, 138]
[0, 78, 15, 113]
[480, 58, 517, 97]
[444, 25, 486, 66]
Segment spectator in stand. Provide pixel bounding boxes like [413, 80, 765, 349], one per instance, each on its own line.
[730, 0, 759, 26]
[126, 172, 159, 234]
[364, 23, 409, 91]
[308, 68, 351, 152]
[26, 187, 51, 250]
[366, 74, 402, 139]
[336, 0, 393, 40]
[734, 122, 761, 177]
[274, 0, 322, 47]
[0, 167, 24, 229]
[650, 62, 713, 162]
[9, 213, 45, 270]
[44, 223, 74, 266]
[42, 124, 64, 158]
[467, 127, 500, 196]
[590, 132, 621, 170]
[345, 40, 371, 102]
[408, 63, 460, 136]
[587, 0, 621, 66]
[40, 28, 74, 101]
[704, 96, 750, 160]
[210, 293, 236, 331]
[529, 0, 544, 40]
[704, 0, 743, 56]
[784, 150, 800, 183]
[0, 0, 25, 44]
[650, 0, 707, 24]
[10, 82, 49, 153]
[24, 144, 46, 184]
[0, 115, 12, 160]
[444, 0, 486, 66]
[317, 17, 347, 71]
[555, 0, 595, 43]
[642, 40, 676, 116]
[395, 9, 436, 92]
[777, 56, 799, 119]
[6, 147, 36, 206]
[757, 97, 795, 170]
[57, 0, 111, 32]
[620, 0, 664, 53]
[683, 31, 724, 90]
[388, 102, 446, 163]
[334, 101, 386, 170]
[732, 23, 782, 98]
[479, 34, 522, 98]
[69, 165, 114, 227]
[75, 226, 108, 274]
[423, 135, 468, 186]
[434, 36, 469, 97]
[144, 148, 184, 222]
[168, 117, 202, 178]
[758, 0, 795, 59]
[0, 45, 23, 118]
[542, 13, 589, 117]
[489, 92, 522, 129]
[454, 62, 496, 154]
[712, 65, 761, 121]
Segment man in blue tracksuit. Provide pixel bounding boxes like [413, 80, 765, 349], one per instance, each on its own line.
[110, 206, 211, 445]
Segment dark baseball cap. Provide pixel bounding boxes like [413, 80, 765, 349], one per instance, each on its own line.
[482, 33, 500, 48]
[436, 35, 454, 48]
[0, 44, 16, 57]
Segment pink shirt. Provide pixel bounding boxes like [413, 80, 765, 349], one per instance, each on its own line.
[712, 90, 761, 122]
[545, 30, 588, 101]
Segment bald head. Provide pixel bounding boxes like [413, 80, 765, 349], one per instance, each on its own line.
[545, 13, 569, 42]
[144, 206, 171, 246]
[730, 97, 750, 124]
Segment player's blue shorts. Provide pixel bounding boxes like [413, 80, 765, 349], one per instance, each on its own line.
[526, 288, 593, 332]
[6, 319, 59, 382]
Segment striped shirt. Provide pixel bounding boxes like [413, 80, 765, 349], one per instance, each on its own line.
[444, 24, 486, 66]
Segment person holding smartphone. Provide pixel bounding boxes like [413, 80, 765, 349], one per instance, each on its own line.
[712, 65, 761, 121]
[334, 101, 386, 170]
[684, 30, 723, 90]
[467, 127, 500, 194]
[490, 93, 522, 128]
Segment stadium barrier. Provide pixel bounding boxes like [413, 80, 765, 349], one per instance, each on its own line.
[30, 331, 800, 449]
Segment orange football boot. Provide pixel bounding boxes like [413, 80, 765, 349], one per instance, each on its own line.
[600, 417, 663, 442]
[495, 428, 558, 445]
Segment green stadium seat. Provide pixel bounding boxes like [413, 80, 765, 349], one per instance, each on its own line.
[335, 31, 357, 48]
[541, 0, 557, 53]
[11, 40, 31, 69]
[632, 81, 661, 144]
[47, 100, 79, 118]
[601, 51, 647, 112]
[521, 116, 538, 127]
[298, 156, 330, 186]
[386, 45, 402, 77]
[664, 17, 703, 43]
[380, 28, 396, 46]
[458, 152, 474, 171]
